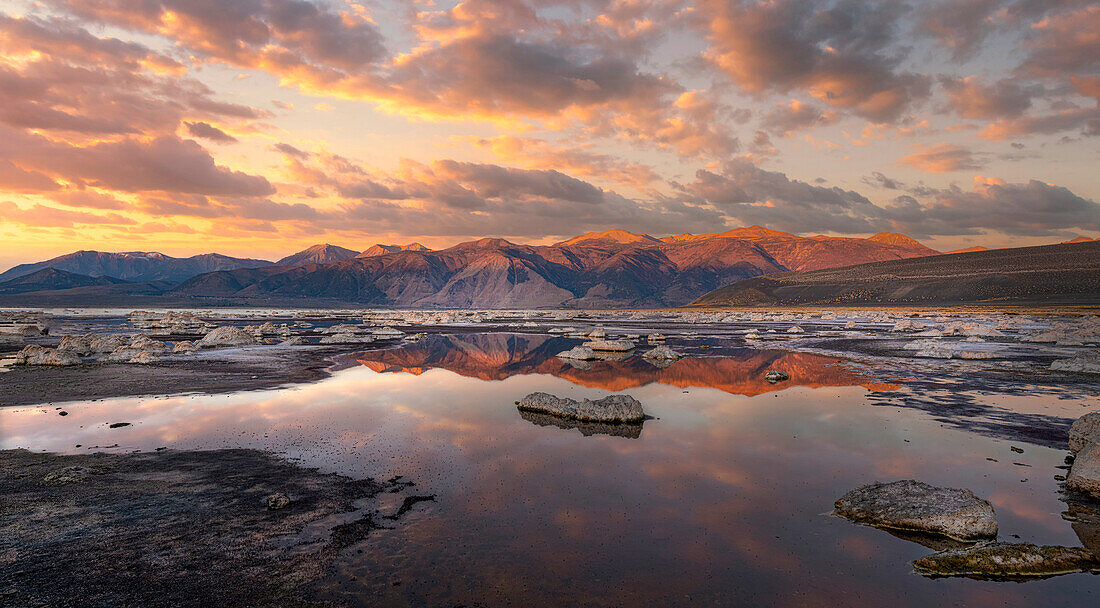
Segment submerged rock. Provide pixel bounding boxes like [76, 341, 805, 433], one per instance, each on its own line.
[913, 542, 1100, 579]
[1067, 443, 1100, 498]
[44, 466, 101, 485]
[280, 336, 306, 346]
[647, 333, 666, 342]
[764, 370, 789, 384]
[834, 480, 998, 541]
[1069, 412, 1100, 454]
[583, 339, 635, 352]
[557, 345, 596, 361]
[516, 391, 645, 423]
[642, 345, 682, 360]
[1051, 352, 1100, 374]
[197, 326, 258, 348]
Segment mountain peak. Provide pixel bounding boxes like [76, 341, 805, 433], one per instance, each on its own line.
[867, 232, 928, 250]
[559, 229, 659, 246]
[359, 243, 435, 258]
[719, 225, 795, 239]
[277, 243, 359, 266]
[1065, 236, 1096, 244]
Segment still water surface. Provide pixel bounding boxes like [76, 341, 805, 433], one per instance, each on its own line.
[2, 333, 1098, 606]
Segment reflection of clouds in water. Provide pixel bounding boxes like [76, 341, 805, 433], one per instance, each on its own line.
[1, 363, 1094, 606]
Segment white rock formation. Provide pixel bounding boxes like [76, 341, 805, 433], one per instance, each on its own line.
[196, 326, 259, 348]
[1051, 351, 1100, 374]
[583, 339, 635, 352]
[834, 480, 998, 541]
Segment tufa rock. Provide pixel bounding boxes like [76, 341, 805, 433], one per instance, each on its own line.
[196, 326, 259, 348]
[834, 480, 998, 541]
[516, 392, 645, 423]
[913, 542, 1100, 579]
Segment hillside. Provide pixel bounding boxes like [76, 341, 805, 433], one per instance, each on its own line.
[690, 240, 1100, 307]
[0, 268, 127, 294]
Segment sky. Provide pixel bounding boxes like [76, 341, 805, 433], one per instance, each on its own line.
[0, 0, 1099, 268]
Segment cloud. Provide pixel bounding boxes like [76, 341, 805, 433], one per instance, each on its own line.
[1020, 4, 1100, 76]
[918, 0, 1004, 60]
[980, 107, 1100, 140]
[671, 159, 890, 234]
[697, 0, 931, 122]
[900, 143, 982, 173]
[0, 201, 137, 228]
[45, 0, 386, 72]
[940, 77, 1036, 120]
[0, 126, 274, 196]
[761, 100, 839, 135]
[884, 177, 1100, 236]
[0, 15, 264, 137]
[184, 121, 238, 143]
[474, 136, 660, 187]
[0, 160, 61, 192]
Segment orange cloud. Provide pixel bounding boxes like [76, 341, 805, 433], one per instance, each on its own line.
[899, 143, 982, 173]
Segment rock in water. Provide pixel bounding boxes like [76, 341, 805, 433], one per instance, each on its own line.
[1069, 412, 1100, 455]
[197, 326, 258, 348]
[266, 493, 291, 510]
[834, 480, 998, 541]
[913, 542, 1100, 579]
[582, 339, 635, 352]
[516, 392, 645, 423]
[556, 346, 596, 361]
[1067, 443, 1100, 498]
[642, 345, 683, 360]
[764, 370, 789, 384]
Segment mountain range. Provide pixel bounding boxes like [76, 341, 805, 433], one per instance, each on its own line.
[0, 251, 273, 283]
[162, 228, 938, 307]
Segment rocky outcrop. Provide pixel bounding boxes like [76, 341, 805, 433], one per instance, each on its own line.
[1068, 443, 1100, 498]
[1070, 413, 1100, 454]
[516, 392, 645, 423]
[642, 346, 682, 360]
[196, 326, 258, 348]
[319, 333, 374, 345]
[913, 542, 1100, 578]
[1051, 351, 1100, 374]
[14, 345, 81, 366]
[57, 334, 128, 355]
[835, 480, 998, 541]
[583, 339, 635, 352]
[557, 346, 596, 361]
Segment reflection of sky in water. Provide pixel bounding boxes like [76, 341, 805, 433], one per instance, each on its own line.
[3, 345, 1099, 605]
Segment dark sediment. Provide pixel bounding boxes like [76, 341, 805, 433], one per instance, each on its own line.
[0, 448, 416, 607]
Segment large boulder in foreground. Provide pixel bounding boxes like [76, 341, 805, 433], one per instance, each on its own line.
[913, 542, 1100, 579]
[196, 326, 258, 348]
[1069, 412, 1100, 454]
[835, 480, 997, 541]
[1067, 443, 1100, 498]
[516, 392, 645, 423]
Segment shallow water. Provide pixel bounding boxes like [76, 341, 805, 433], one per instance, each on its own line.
[3, 331, 1099, 606]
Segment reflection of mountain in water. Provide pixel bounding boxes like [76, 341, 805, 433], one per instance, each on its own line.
[356, 333, 888, 397]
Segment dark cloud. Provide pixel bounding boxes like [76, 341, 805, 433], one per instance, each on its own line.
[918, 0, 1004, 61]
[761, 100, 838, 135]
[697, 0, 931, 122]
[184, 121, 238, 143]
